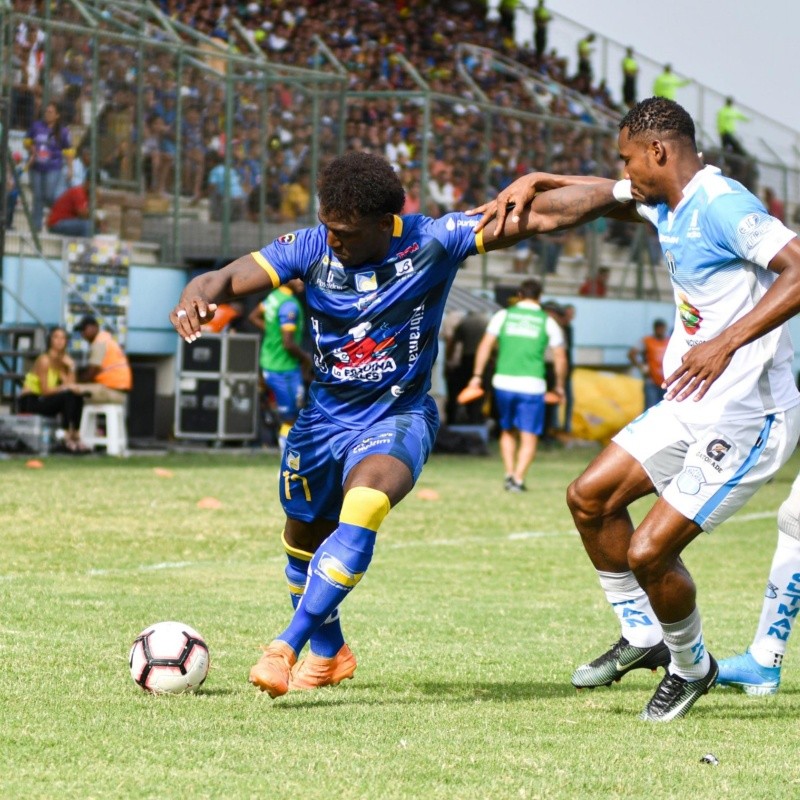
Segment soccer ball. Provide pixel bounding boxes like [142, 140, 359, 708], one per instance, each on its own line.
[129, 621, 210, 694]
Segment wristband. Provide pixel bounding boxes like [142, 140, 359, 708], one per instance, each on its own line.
[612, 179, 633, 203]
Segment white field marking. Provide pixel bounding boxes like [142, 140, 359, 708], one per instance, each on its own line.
[2, 510, 779, 582]
[728, 511, 776, 523]
[383, 530, 575, 550]
[87, 560, 196, 576]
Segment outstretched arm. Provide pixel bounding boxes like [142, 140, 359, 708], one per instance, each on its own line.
[664, 237, 800, 402]
[171, 253, 275, 342]
[468, 172, 612, 235]
[478, 178, 639, 252]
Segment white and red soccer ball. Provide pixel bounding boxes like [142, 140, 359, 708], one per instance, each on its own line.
[129, 621, 210, 694]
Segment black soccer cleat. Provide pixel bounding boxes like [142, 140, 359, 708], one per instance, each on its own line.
[639, 655, 718, 722]
[571, 636, 671, 689]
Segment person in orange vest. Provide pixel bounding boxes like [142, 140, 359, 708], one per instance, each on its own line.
[628, 318, 669, 409]
[73, 315, 132, 404]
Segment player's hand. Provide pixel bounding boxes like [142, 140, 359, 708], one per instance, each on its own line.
[466, 173, 546, 235]
[170, 298, 218, 343]
[662, 336, 736, 402]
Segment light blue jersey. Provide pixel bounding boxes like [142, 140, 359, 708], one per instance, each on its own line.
[636, 166, 798, 423]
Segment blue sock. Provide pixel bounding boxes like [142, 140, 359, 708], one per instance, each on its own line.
[284, 545, 345, 658]
[278, 522, 376, 655]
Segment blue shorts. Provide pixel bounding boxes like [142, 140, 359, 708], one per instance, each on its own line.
[263, 368, 305, 423]
[279, 397, 439, 522]
[494, 389, 545, 435]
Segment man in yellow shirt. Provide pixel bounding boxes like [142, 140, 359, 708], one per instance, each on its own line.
[652, 64, 689, 101]
[717, 97, 749, 156]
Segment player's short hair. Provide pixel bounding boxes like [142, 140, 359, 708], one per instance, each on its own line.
[318, 151, 405, 220]
[619, 97, 696, 148]
[518, 278, 543, 300]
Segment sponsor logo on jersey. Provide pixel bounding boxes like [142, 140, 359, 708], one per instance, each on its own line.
[353, 431, 395, 455]
[446, 218, 456, 231]
[315, 263, 347, 292]
[286, 450, 301, 470]
[676, 466, 706, 495]
[457, 218, 478, 228]
[395, 258, 414, 277]
[395, 242, 419, 260]
[737, 212, 773, 249]
[694, 438, 733, 473]
[355, 291, 382, 312]
[706, 439, 731, 462]
[665, 249, 677, 274]
[331, 321, 397, 382]
[277, 233, 296, 245]
[678, 292, 702, 334]
[408, 302, 424, 363]
[687, 209, 702, 239]
[355, 271, 378, 293]
[390, 385, 404, 397]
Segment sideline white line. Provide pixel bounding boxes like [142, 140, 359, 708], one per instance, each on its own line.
[730, 511, 776, 523]
[0, 509, 781, 582]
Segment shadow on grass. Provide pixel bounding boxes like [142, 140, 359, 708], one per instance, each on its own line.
[272, 679, 578, 710]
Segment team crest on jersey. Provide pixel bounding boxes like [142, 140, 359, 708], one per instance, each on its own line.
[677, 292, 702, 334]
[665, 249, 677, 275]
[276, 233, 296, 245]
[676, 466, 706, 495]
[355, 271, 378, 293]
[286, 450, 301, 470]
[331, 321, 397, 382]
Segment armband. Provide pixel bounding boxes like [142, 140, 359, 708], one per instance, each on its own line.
[612, 179, 633, 203]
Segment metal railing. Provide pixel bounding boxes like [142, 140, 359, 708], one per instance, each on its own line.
[2, 0, 797, 299]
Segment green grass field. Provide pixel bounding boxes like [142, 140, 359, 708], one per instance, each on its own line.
[3, 446, 800, 799]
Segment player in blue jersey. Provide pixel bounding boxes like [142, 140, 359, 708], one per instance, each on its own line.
[473, 97, 800, 721]
[171, 151, 625, 698]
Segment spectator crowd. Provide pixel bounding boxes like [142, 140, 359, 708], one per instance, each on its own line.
[7, 0, 624, 236]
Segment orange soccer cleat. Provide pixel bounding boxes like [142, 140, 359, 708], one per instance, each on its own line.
[249, 640, 297, 697]
[289, 644, 357, 691]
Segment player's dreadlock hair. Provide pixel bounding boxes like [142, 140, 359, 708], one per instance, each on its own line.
[318, 151, 406, 220]
[620, 97, 696, 148]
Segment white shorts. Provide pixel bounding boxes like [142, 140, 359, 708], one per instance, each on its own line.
[613, 402, 800, 531]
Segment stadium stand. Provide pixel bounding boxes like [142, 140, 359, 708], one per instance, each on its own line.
[1, 1, 796, 301]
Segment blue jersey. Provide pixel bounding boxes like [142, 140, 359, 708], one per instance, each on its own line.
[636, 165, 798, 423]
[252, 213, 484, 426]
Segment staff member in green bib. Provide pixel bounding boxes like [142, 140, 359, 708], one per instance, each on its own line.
[249, 278, 311, 453]
[468, 279, 566, 492]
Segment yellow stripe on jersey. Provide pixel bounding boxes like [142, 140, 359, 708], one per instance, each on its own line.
[282, 530, 312, 562]
[279, 323, 297, 331]
[339, 486, 391, 531]
[475, 229, 486, 254]
[251, 251, 281, 287]
[393, 215, 403, 237]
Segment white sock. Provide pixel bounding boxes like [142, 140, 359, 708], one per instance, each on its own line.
[750, 530, 800, 668]
[661, 607, 710, 681]
[597, 570, 664, 647]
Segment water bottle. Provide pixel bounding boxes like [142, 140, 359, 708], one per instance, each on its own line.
[41, 424, 52, 455]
